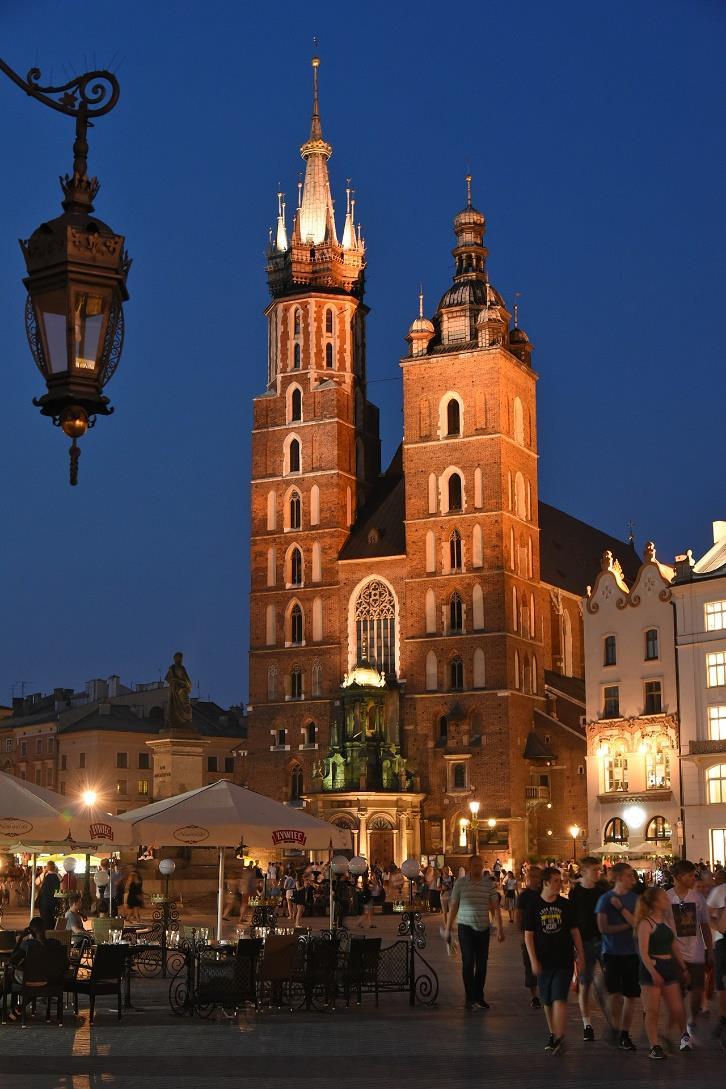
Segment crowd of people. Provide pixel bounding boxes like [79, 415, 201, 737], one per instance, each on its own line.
[440, 852, 726, 1059]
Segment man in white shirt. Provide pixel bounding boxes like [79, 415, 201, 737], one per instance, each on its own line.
[664, 859, 713, 1048]
[707, 874, 726, 1035]
[444, 854, 504, 1010]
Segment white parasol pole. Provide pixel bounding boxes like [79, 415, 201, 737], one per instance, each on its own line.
[29, 852, 37, 921]
[216, 846, 224, 941]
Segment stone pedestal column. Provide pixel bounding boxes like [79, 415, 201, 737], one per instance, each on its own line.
[147, 735, 210, 801]
[397, 809, 408, 865]
[358, 808, 368, 860]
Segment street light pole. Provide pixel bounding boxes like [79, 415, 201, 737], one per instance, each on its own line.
[0, 57, 129, 483]
[569, 824, 580, 864]
[468, 800, 480, 855]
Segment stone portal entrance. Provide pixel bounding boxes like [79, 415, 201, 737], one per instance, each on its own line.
[368, 830, 395, 867]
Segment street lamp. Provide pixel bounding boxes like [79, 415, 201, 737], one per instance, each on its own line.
[468, 800, 480, 854]
[81, 789, 98, 807]
[0, 57, 129, 484]
[569, 824, 580, 863]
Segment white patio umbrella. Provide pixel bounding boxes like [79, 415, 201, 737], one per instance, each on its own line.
[118, 780, 351, 939]
[595, 841, 631, 857]
[0, 770, 132, 916]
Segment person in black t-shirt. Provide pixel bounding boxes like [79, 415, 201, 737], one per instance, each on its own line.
[516, 865, 542, 1008]
[524, 867, 585, 1054]
[569, 856, 608, 1042]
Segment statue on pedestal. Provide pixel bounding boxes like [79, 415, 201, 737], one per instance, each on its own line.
[165, 651, 193, 732]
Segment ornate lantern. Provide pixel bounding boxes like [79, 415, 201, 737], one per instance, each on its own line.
[1, 63, 130, 483]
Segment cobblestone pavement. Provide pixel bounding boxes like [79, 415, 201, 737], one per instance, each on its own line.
[1, 910, 724, 1088]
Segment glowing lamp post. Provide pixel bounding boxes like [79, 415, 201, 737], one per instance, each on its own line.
[569, 824, 581, 863]
[401, 857, 421, 906]
[468, 800, 480, 854]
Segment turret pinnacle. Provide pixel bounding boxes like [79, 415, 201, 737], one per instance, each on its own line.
[275, 191, 288, 253]
[298, 55, 337, 246]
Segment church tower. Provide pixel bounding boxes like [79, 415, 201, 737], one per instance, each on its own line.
[400, 178, 544, 861]
[247, 58, 380, 788]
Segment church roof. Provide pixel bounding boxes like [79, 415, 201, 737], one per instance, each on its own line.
[523, 731, 556, 760]
[339, 447, 406, 561]
[539, 502, 640, 597]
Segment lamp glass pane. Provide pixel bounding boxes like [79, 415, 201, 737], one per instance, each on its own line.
[73, 292, 106, 372]
[38, 290, 69, 374]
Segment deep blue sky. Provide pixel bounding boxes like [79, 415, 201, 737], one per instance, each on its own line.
[0, 1, 724, 709]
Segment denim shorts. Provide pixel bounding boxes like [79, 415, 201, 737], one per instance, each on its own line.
[578, 937, 601, 985]
[537, 967, 572, 1006]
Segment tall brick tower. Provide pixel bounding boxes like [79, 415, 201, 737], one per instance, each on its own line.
[400, 178, 545, 861]
[247, 57, 380, 783]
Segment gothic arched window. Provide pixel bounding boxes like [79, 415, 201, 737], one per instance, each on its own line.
[325, 308, 333, 335]
[450, 529, 462, 571]
[290, 387, 302, 422]
[289, 491, 301, 530]
[289, 438, 300, 473]
[293, 309, 301, 335]
[290, 765, 303, 802]
[325, 342, 333, 368]
[446, 398, 461, 436]
[290, 547, 302, 586]
[448, 473, 463, 512]
[450, 655, 464, 690]
[290, 667, 303, 700]
[352, 578, 397, 677]
[645, 815, 671, 842]
[449, 591, 463, 632]
[290, 603, 303, 645]
[304, 722, 317, 746]
[293, 342, 301, 369]
[438, 715, 448, 742]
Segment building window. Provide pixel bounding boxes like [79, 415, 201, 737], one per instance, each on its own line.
[646, 747, 670, 789]
[293, 342, 301, 369]
[645, 816, 671, 842]
[644, 680, 663, 715]
[707, 651, 726, 688]
[116, 752, 128, 769]
[705, 600, 726, 631]
[290, 765, 303, 802]
[708, 705, 726, 741]
[353, 578, 397, 677]
[448, 473, 463, 512]
[116, 780, 127, 796]
[35, 738, 42, 754]
[79, 752, 86, 769]
[312, 663, 322, 697]
[224, 757, 235, 773]
[452, 762, 467, 790]
[289, 438, 301, 473]
[604, 635, 616, 666]
[207, 756, 218, 773]
[45, 769, 53, 787]
[276, 728, 287, 747]
[604, 816, 629, 844]
[33, 768, 41, 784]
[449, 592, 463, 632]
[325, 342, 333, 368]
[290, 547, 303, 586]
[60, 754, 67, 771]
[289, 491, 301, 530]
[290, 387, 302, 422]
[450, 529, 462, 571]
[20, 741, 27, 757]
[446, 398, 461, 436]
[604, 752, 628, 792]
[450, 656, 464, 690]
[138, 752, 150, 770]
[291, 669, 303, 700]
[47, 737, 54, 753]
[644, 628, 659, 660]
[707, 764, 726, 804]
[290, 603, 303, 645]
[138, 780, 149, 796]
[438, 715, 448, 742]
[603, 685, 620, 718]
[304, 722, 317, 746]
[293, 308, 301, 335]
[325, 308, 333, 335]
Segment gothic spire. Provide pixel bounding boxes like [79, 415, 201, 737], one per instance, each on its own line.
[275, 190, 288, 252]
[298, 54, 337, 246]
